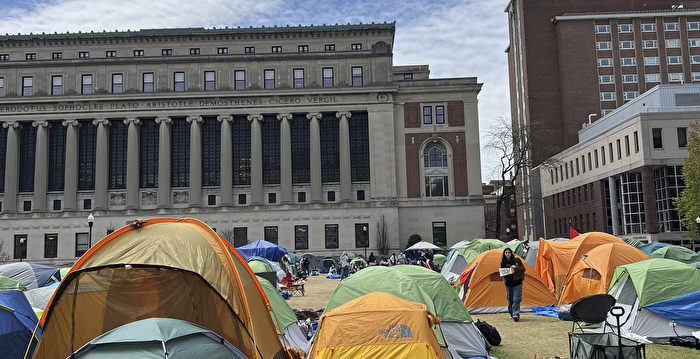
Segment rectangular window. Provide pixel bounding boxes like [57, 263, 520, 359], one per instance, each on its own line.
[619, 41, 635, 49]
[641, 23, 656, 32]
[264, 226, 278, 244]
[271, 46, 282, 53]
[14, 235, 27, 260]
[245, 47, 255, 54]
[325, 224, 339, 249]
[688, 21, 700, 30]
[174, 72, 185, 92]
[642, 40, 658, 49]
[81, 74, 93, 94]
[112, 73, 123, 93]
[204, 71, 215, 91]
[634, 131, 639, 152]
[298, 192, 306, 202]
[665, 39, 681, 48]
[293, 68, 304, 88]
[351, 66, 363, 86]
[576, 158, 580, 175]
[594, 149, 599, 168]
[653, 128, 662, 148]
[435, 106, 445, 124]
[0, 77, 3, 96]
[618, 24, 633, 32]
[325, 44, 335, 52]
[692, 72, 700, 82]
[667, 56, 682, 64]
[294, 225, 308, 250]
[355, 223, 369, 248]
[599, 75, 614, 84]
[0, 54, 8, 61]
[595, 24, 611, 33]
[264, 69, 275, 89]
[404, 73, 413, 80]
[644, 57, 659, 65]
[601, 146, 606, 165]
[597, 58, 613, 67]
[690, 38, 700, 47]
[161, 49, 172, 56]
[26, 53, 36, 60]
[668, 73, 684, 83]
[600, 92, 616, 101]
[620, 57, 636, 66]
[238, 194, 246, 204]
[351, 43, 362, 51]
[665, 22, 679, 31]
[423, 106, 433, 124]
[52, 52, 62, 59]
[645, 73, 661, 83]
[134, 49, 144, 57]
[298, 45, 309, 53]
[44, 233, 58, 258]
[327, 191, 335, 202]
[234, 70, 246, 90]
[581, 155, 586, 173]
[52, 75, 62, 95]
[587, 152, 592, 170]
[609, 143, 614, 162]
[678, 127, 688, 148]
[602, 109, 614, 116]
[268, 193, 276, 204]
[322, 67, 334, 87]
[190, 48, 200, 55]
[75, 232, 88, 257]
[596, 41, 612, 50]
[625, 135, 630, 156]
[617, 139, 622, 159]
[217, 47, 228, 55]
[49, 122, 67, 191]
[357, 189, 365, 200]
[622, 74, 638, 83]
[691, 55, 700, 64]
[143, 72, 154, 92]
[22, 76, 33, 96]
[139, 119, 158, 188]
[623, 91, 638, 100]
[233, 228, 247, 247]
[432, 221, 447, 246]
[105, 50, 116, 58]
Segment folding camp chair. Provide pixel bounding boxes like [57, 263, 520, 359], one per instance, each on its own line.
[280, 273, 305, 296]
[568, 294, 646, 358]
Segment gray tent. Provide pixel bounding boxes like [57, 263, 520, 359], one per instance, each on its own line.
[524, 237, 569, 269]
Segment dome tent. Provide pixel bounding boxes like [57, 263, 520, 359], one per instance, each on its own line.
[256, 275, 308, 350]
[237, 239, 288, 262]
[33, 218, 286, 359]
[0, 262, 61, 290]
[650, 245, 700, 264]
[0, 290, 42, 359]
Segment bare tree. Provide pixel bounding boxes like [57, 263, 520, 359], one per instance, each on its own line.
[0, 241, 10, 263]
[219, 228, 235, 245]
[105, 222, 117, 235]
[375, 215, 390, 255]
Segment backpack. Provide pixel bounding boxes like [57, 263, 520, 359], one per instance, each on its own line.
[474, 319, 501, 346]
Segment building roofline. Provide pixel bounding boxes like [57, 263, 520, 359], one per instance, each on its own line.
[554, 9, 700, 21]
[0, 22, 396, 42]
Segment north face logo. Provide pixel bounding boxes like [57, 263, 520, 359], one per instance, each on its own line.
[378, 324, 413, 338]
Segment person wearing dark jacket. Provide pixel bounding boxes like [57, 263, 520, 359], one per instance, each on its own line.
[500, 247, 525, 321]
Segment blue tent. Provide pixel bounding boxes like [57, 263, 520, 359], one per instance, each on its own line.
[646, 290, 700, 328]
[637, 242, 672, 256]
[0, 263, 60, 290]
[236, 240, 288, 262]
[0, 291, 42, 359]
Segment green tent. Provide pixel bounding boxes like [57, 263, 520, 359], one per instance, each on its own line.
[256, 276, 308, 349]
[0, 275, 26, 291]
[433, 254, 446, 268]
[69, 317, 247, 358]
[506, 239, 527, 258]
[349, 257, 367, 267]
[59, 267, 71, 280]
[322, 265, 488, 357]
[622, 237, 644, 248]
[318, 257, 339, 273]
[610, 259, 700, 307]
[650, 245, 700, 264]
[455, 239, 509, 264]
[248, 260, 273, 273]
[346, 252, 357, 261]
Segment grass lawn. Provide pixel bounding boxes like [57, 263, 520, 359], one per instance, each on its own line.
[288, 273, 697, 358]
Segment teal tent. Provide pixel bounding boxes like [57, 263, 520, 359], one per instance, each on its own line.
[318, 257, 339, 273]
[650, 245, 700, 264]
[637, 242, 671, 256]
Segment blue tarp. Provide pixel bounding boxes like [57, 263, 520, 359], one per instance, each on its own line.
[637, 242, 672, 256]
[0, 291, 42, 359]
[0, 263, 61, 290]
[532, 304, 560, 318]
[646, 290, 700, 328]
[236, 240, 288, 262]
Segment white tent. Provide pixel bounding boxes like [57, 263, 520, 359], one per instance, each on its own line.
[406, 241, 442, 251]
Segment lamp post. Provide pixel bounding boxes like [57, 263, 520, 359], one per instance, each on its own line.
[88, 213, 95, 247]
[695, 216, 700, 252]
[19, 237, 26, 262]
[362, 225, 368, 259]
[505, 227, 511, 241]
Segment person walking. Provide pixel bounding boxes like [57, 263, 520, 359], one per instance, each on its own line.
[340, 251, 350, 279]
[500, 248, 525, 322]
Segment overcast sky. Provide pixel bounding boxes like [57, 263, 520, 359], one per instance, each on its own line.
[0, 0, 510, 183]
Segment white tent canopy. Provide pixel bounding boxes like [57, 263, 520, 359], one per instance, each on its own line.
[450, 240, 471, 249]
[406, 241, 442, 251]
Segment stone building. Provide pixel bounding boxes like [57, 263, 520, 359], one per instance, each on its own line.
[0, 24, 484, 264]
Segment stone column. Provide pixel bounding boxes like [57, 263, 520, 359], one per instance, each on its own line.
[32, 120, 50, 212]
[608, 176, 620, 236]
[218, 115, 233, 206]
[155, 117, 171, 208]
[337, 111, 352, 202]
[93, 119, 110, 210]
[187, 116, 203, 207]
[248, 114, 263, 205]
[2, 121, 19, 213]
[641, 166, 659, 234]
[125, 118, 141, 209]
[278, 113, 293, 204]
[307, 112, 322, 202]
[62, 120, 80, 211]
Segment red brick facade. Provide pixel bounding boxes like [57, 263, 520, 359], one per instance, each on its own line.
[447, 101, 464, 126]
[404, 102, 420, 128]
[544, 180, 607, 237]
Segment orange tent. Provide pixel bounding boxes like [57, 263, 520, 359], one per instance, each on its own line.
[456, 249, 556, 313]
[564, 232, 625, 275]
[559, 243, 649, 304]
[535, 238, 580, 296]
[309, 292, 446, 359]
[33, 218, 286, 359]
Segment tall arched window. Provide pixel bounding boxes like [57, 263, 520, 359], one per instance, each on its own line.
[424, 142, 449, 197]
